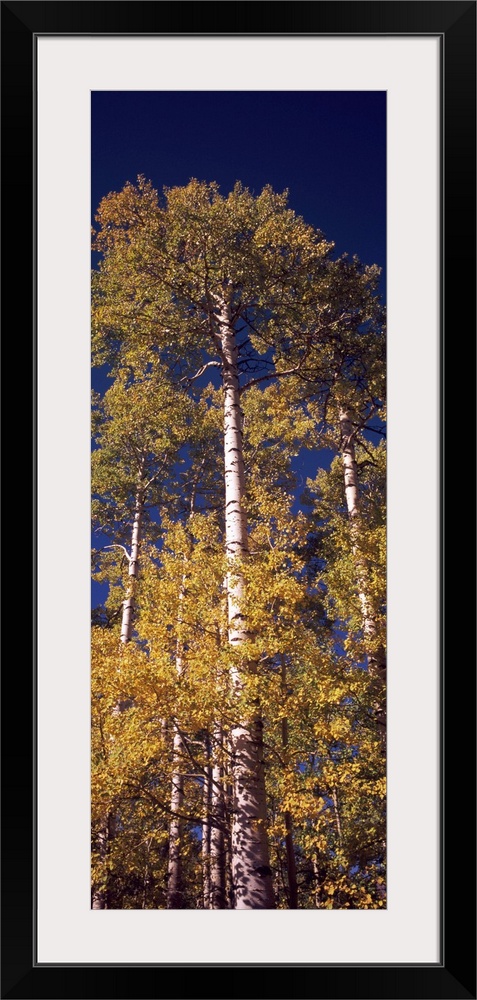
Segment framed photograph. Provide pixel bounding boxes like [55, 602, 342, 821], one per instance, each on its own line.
[2, 2, 475, 998]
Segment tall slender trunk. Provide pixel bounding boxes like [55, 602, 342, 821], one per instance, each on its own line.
[167, 481, 203, 909]
[202, 737, 211, 909]
[167, 726, 185, 908]
[283, 812, 298, 908]
[209, 723, 227, 909]
[93, 476, 144, 908]
[217, 295, 274, 909]
[224, 745, 235, 909]
[167, 575, 186, 909]
[339, 407, 386, 732]
[120, 476, 144, 643]
[280, 661, 298, 909]
[142, 839, 151, 909]
[312, 853, 322, 909]
[92, 818, 109, 909]
[332, 787, 342, 847]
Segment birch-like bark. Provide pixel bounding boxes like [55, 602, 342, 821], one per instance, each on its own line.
[202, 738, 211, 909]
[209, 723, 227, 909]
[224, 748, 235, 909]
[339, 407, 386, 732]
[332, 787, 342, 847]
[217, 295, 274, 909]
[167, 726, 185, 908]
[93, 480, 144, 908]
[167, 582, 186, 909]
[91, 818, 109, 909]
[142, 839, 151, 909]
[167, 482, 203, 909]
[120, 477, 144, 643]
[312, 854, 322, 909]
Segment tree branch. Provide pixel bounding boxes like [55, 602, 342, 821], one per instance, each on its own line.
[104, 544, 132, 565]
[180, 360, 222, 386]
[240, 364, 302, 395]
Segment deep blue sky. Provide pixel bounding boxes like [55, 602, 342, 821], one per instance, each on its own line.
[91, 91, 386, 608]
[92, 90, 385, 278]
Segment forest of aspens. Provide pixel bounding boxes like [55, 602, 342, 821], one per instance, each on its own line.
[91, 177, 386, 910]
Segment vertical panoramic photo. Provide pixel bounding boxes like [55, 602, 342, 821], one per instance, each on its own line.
[91, 91, 386, 910]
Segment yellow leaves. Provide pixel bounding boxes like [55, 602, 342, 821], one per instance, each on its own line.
[91, 174, 387, 909]
[313, 873, 385, 911]
[374, 777, 386, 799]
[93, 175, 160, 254]
[329, 716, 351, 741]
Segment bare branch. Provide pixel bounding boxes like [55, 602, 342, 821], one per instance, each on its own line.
[180, 360, 222, 386]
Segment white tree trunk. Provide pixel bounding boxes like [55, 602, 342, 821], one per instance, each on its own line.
[332, 787, 342, 847]
[202, 741, 211, 909]
[167, 567, 187, 909]
[312, 854, 322, 909]
[167, 726, 185, 908]
[339, 407, 386, 730]
[209, 724, 227, 909]
[340, 407, 376, 630]
[217, 296, 274, 909]
[224, 744, 235, 909]
[120, 482, 144, 643]
[93, 484, 143, 909]
[92, 819, 109, 909]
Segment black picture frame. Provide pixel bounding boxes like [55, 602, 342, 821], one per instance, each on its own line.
[2, 2, 475, 998]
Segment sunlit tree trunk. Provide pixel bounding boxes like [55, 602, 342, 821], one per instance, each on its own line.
[92, 818, 109, 910]
[332, 787, 342, 847]
[217, 295, 274, 909]
[92, 813, 116, 909]
[142, 838, 151, 909]
[93, 477, 144, 909]
[167, 570, 186, 908]
[120, 476, 144, 643]
[167, 477, 207, 909]
[209, 724, 227, 909]
[312, 853, 322, 909]
[223, 745, 235, 909]
[167, 726, 185, 908]
[339, 407, 386, 732]
[202, 738, 211, 909]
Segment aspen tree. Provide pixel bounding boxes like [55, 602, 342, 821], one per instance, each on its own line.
[92, 177, 386, 908]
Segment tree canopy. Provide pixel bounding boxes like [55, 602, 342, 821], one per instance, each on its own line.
[91, 177, 386, 910]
